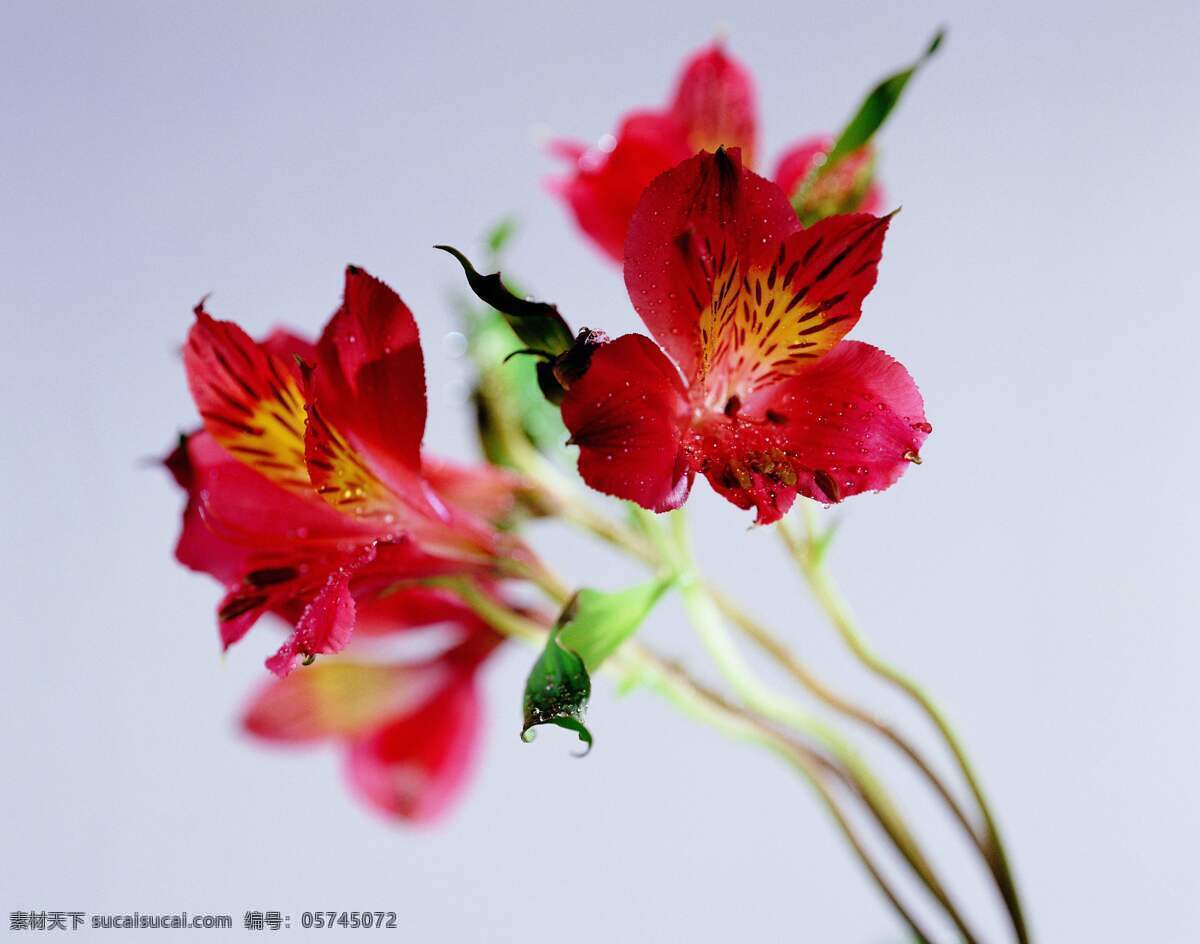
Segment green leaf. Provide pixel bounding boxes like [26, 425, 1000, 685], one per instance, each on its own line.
[826, 28, 944, 166]
[809, 516, 841, 567]
[522, 618, 593, 754]
[794, 29, 944, 209]
[558, 578, 675, 671]
[485, 217, 518, 258]
[436, 244, 574, 356]
[521, 579, 674, 753]
[463, 303, 569, 464]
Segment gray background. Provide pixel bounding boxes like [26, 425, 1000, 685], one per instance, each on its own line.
[3, 1, 1197, 941]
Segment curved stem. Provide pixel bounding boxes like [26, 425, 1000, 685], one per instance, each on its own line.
[475, 364, 664, 568]
[665, 511, 980, 943]
[428, 576, 548, 645]
[501, 552, 573, 605]
[779, 506, 1030, 944]
[638, 658, 940, 943]
[808, 783, 938, 944]
[477, 416, 990, 939]
[447, 575, 939, 943]
[709, 586, 988, 859]
[535, 489, 993, 866]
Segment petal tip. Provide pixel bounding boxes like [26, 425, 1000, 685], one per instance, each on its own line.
[192, 294, 213, 319]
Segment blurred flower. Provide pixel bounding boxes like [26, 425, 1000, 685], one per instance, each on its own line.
[773, 133, 882, 227]
[166, 266, 528, 675]
[242, 611, 501, 823]
[548, 42, 880, 261]
[559, 149, 929, 524]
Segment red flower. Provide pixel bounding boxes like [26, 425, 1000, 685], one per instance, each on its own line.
[773, 133, 883, 226]
[168, 266, 527, 675]
[560, 149, 929, 525]
[243, 620, 501, 822]
[549, 43, 880, 261]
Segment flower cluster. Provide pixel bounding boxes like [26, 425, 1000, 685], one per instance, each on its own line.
[156, 32, 1032, 944]
[166, 39, 929, 824]
[166, 266, 531, 819]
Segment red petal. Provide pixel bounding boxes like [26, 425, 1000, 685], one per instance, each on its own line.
[773, 135, 830, 199]
[421, 456, 523, 525]
[685, 411, 800, 525]
[265, 546, 377, 677]
[343, 674, 483, 822]
[548, 44, 757, 264]
[167, 433, 252, 585]
[303, 267, 477, 543]
[353, 536, 489, 587]
[260, 327, 318, 364]
[163, 433, 195, 490]
[719, 211, 894, 394]
[752, 340, 929, 506]
[682, 342, 928, 523]
[548, 110, 690, 263]
[303, 400, 503, 564]
[353, 586, 485, 638]
[774, 135, 883, 220]
[184, 299, 402, 532]
[624, 149, 800, 382]
[314, 266, 426, 483]
[243, 661, 449, 742]
[560, 334, 693, 512]
[184, 307, 314, 497]
[303, 397, 401, 521]
[669, 43, 758, 165]
[176, 495, 249, 587]
[185, 431, 372, 551]
[212, 587, 271, 648]
[167, 431, 374, 650]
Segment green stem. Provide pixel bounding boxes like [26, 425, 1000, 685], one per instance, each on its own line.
[647, 663, 939, 944]
[541, 489, 990, 864]
[664, 510, 980, 943]
[709, 586, 989, 862]
[477, 360, 657, 563]
[499, 552, 573, 606]
[426, 576, 548, 645]
[781, 505, 1030, 944]
[444, 574, 938, 943]
[479, 412, 984, 939]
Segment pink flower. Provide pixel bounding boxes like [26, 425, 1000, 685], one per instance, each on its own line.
[243, 621, 501, 822]
[168, 266, 527, 675]
[549, 43, 881, 261]
[559, 149, 928, 524]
